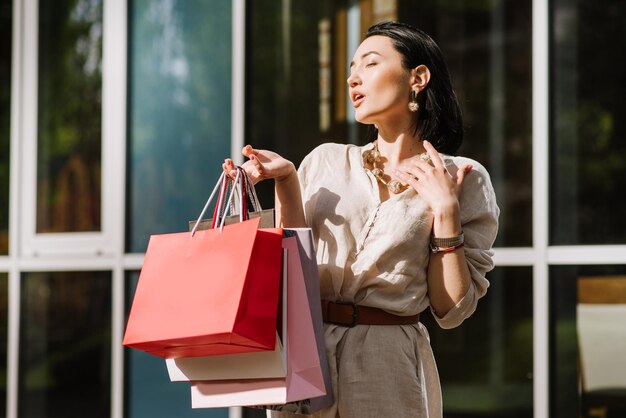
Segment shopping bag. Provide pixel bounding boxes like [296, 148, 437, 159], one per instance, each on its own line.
[260, 228, 334, 413]
[166, 333, 287, 381]
[190, 235, 326, 408]
[165, 250, 288, 381]
[123, 171, 283, 359]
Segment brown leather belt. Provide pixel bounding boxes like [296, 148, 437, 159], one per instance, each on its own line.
[321, 300, 420, 327]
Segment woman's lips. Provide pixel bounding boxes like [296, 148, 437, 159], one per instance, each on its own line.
[353, 94, 365, 107]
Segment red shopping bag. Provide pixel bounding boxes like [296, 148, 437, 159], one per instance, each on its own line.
[164, 251, 288, 381]
[123, 216, 283, 359]
[124, 169, 283, 358]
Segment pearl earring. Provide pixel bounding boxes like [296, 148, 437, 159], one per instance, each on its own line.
[408, 90, 419, 112]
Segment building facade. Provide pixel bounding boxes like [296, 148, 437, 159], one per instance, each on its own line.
[1, 0, 625, 417]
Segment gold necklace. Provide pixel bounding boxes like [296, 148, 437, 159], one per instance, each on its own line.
[362, 141, 432, 194]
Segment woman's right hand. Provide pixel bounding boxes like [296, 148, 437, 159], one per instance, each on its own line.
[222, 145, 295, 185]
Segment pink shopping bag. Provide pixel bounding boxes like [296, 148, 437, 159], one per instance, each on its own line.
[190, 235, 326, 408]
[266, 228, 334, 413]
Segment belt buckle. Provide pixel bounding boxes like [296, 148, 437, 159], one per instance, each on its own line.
[328, 301, 359, 327]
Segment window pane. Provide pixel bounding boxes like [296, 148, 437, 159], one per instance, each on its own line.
[126, 0, 232, 252]
[422, 267, 534, 418]
[397, 0, 533, 247]
[124, 272, 228, 418]
[550, 266, 626, 418]
[36, 0, 103, 233]
[18, 271, 111, 418]
[246, 0, 343, 207]
[551, 1, 626, 244]
[0, 0, 11, 254]
[0, 273, 7, 417]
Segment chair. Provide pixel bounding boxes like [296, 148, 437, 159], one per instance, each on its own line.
[577, 276, 626, 418]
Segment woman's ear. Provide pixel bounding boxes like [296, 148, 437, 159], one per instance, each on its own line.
[411, 64, 431, 91]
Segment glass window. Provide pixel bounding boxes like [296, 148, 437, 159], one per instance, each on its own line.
[124, 272, 228, 418]
[126, 0, 232, 253]
[0, 0, 11, 254]
[550, 265, 626, 418]
[247, 1, 533, 245]
[0, 273, 7, 417]
[243, 407, 267, 418]
[18, 271, 111, 418]
[397, 0, 533, 247]
[246, 0, 344, 207]
[36, 0, 103, 233]
[422, 267, 534, 418]
[551, 1, 626, 245]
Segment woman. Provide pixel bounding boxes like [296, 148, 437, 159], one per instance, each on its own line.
[224, 21, 499, 418]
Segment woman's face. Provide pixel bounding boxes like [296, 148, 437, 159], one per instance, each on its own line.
[347, 35, 413, 126]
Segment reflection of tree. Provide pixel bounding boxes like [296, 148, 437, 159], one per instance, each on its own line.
[127, 0, 232, 252]
[553, 2, 626, 244]
[246, 0, 342, 209]
[20, 272, 111, 417]
[37, 155, 100, 231]
[36, 0, 103, 233]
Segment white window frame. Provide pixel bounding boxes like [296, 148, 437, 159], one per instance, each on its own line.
[7, 0, 128, 417]
[17, 0, 124, 259]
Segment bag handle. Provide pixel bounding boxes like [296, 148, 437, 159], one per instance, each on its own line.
[190, 170, 243, 236]
[237, 167, 248, 220]
[191, 170, 243, 233]
[217, 169, 244, 230]
[211, 168, 246, 229]
[215, 167, 248, 224]
[217, 167, 261, 221]
[190, 166, 265, 237]
[210, 172, 230, 229]
[244, 171, 263, 212]
[191, 171, 227, 237]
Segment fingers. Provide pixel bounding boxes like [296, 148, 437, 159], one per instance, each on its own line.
[402, 157, 434, 183]
[247, 154, 265, 178]
[406, 142, 453, 183]
[242, 145, 258, 158]
[422, 140, 444, 168]
[242, 145, 265, 175]
[222, 158, 238, 179]
[393, 169, 417, 188]
[456, 164, 473, 188]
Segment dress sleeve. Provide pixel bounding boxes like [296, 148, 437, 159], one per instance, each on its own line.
[432, 162, 500, 329]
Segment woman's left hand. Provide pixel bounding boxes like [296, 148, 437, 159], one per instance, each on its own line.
[393, 140, 472, 217]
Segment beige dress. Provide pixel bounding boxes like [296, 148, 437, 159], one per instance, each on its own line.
[271, 142, 499, 418]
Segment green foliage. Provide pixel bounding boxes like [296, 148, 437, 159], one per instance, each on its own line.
[127, 0, 232, 252]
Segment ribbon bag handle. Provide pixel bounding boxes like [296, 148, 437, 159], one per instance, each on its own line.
[243, 171, 263, 213]
[216, 169, 244, 230]
[191, 171, 227, 237]
[190, 166, 264, 237]
[190, 168, 244, 236]
[224, 167, 255, 222]
[210, 171, 230, 230]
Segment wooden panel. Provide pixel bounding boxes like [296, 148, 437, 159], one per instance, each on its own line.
[578, 276, 626, 304]
[333, 8, 347, 123]
[360, 0, 373, 33]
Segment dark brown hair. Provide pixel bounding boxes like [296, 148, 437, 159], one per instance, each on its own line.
[365, 21, 463, 155]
